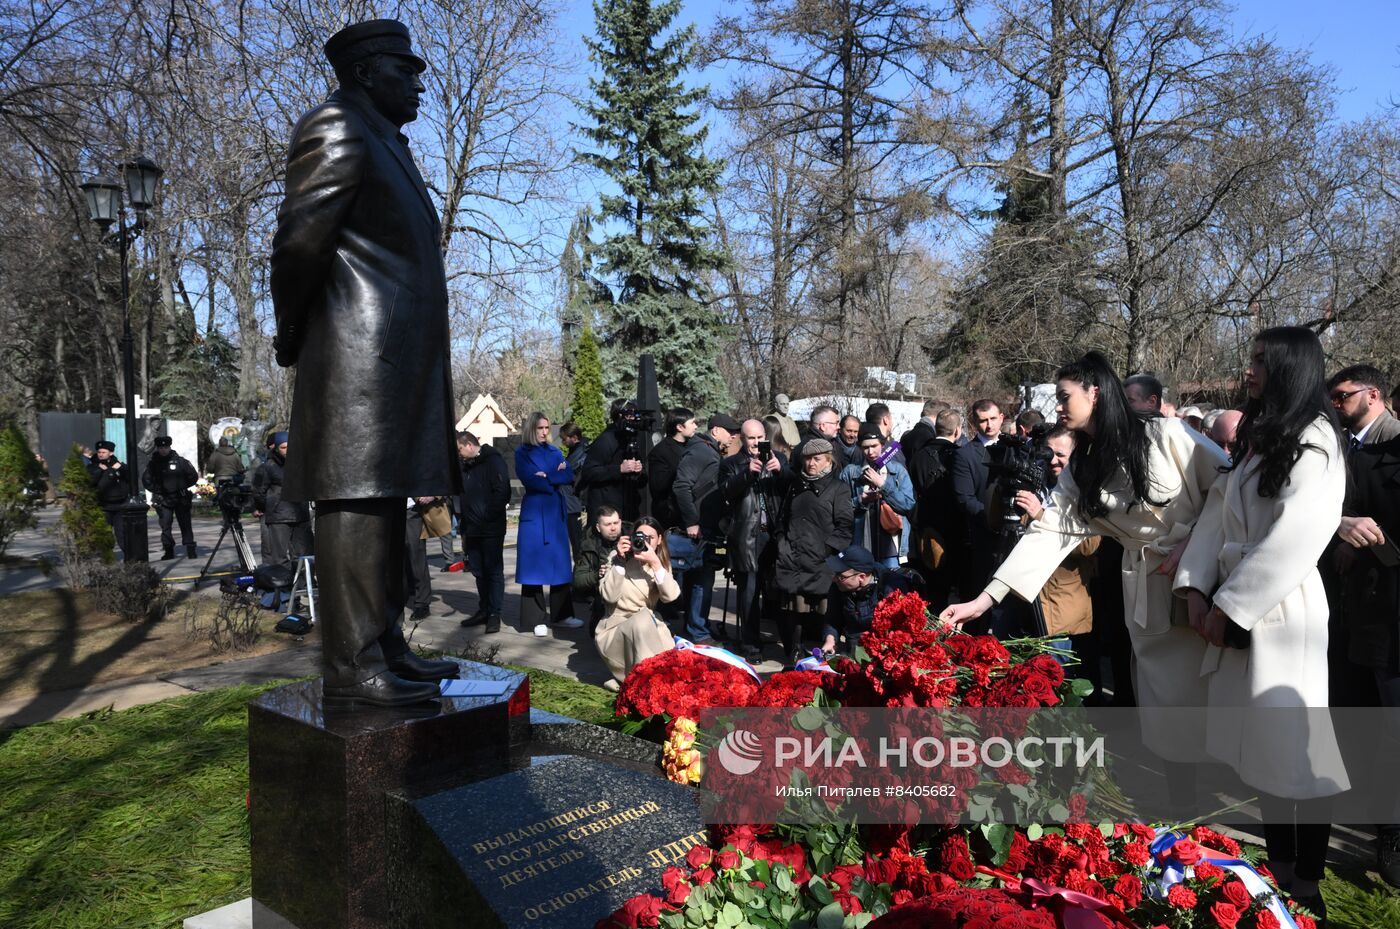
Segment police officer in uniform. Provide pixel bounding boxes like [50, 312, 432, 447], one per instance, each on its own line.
[87, 440, 133, 559]
[143, 436, 199, 560]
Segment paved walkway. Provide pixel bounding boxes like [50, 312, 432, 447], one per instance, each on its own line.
[0, 507, 779, 728]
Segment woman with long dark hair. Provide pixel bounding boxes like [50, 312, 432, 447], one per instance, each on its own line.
[940, 351, 1228, 767]
[1174, 327, 1347, 918]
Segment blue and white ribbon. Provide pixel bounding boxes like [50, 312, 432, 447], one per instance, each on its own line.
[1148, 828, 1298, 928]
[673, 636, 763, 682]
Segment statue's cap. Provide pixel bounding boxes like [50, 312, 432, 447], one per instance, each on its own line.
[324, 19, 426, 73]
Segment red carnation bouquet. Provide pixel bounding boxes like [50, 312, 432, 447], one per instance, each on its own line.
[615, 648, 759, 722]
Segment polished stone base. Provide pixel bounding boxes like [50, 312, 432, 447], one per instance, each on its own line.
[248, 659, 528, 929]
[385, 757, 708, 929]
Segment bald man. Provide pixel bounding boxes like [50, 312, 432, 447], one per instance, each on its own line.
[1209, 410, 1242, 460]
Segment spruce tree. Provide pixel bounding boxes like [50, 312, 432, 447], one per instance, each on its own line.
[59, 446, 114, 566]
[0, 423, 45, 558]
[570, 326, 608, 440]
[579, 0, 730, 410]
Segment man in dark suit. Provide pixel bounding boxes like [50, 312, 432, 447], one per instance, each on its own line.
[1336, 433, 1400, 886]
[271, 19, 459, 707]
[950, 399, 1003, 630]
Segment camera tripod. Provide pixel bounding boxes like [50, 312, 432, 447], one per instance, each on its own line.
[197, 509, 258, 585]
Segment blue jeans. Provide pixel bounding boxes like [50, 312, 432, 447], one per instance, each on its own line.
[667, 534, 714, 641]
[463, 535, 505, 617]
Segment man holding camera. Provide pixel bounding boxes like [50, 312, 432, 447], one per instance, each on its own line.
[572, 505, 630, 631]
[673, 413, 741, 644]
[721, 418, 786, 661]
[583, 399, 648, 524]
[143, 436, 199, 560]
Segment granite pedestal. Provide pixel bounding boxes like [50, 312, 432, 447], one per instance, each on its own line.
[248, 659, 528, 929]
[385, 757, 708, 929]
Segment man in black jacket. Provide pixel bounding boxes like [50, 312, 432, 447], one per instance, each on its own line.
[87, 440, 133, 559]
[571, 505, 629, 631]
[583, 399, 647, 523]
[674, 413, 740, 643]
[1336, 433, 1400, 885]
[142, 436, 200, 559]
[950, 399, 1003, 616]
[252, 431, 313, 573]
[647, 407, 695, 532]
[721, 418, 786, 661]
[456, 431, 511, 633]
[909, 409, 963, 606]
[822, 545, 917, 654]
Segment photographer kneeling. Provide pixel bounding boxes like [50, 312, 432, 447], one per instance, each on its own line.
[821, 545, 917, 656]
[594, 517, 680, 691]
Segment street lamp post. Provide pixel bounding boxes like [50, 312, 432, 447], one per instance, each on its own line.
[80, 156, 164, 563]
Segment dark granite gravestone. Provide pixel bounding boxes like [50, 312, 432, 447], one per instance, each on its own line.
[249, 659, 529, 929]
[385, 757, 708, 929]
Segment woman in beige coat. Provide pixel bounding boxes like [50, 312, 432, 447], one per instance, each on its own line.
[1175, 327, 1346, 917]
[595, 517, 681, 690]
[940, 352, 1229, 774]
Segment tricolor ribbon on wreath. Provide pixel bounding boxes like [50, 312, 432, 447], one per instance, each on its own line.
[673, 636, 763, 682]
[1148, 828, 1298, 928]
[976, 865, 1142, 929]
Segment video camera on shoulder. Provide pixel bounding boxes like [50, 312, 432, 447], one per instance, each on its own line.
[988, 424, 1053, 498]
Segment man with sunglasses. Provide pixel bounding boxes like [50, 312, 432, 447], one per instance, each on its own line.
[1328, 365, 1400, 453]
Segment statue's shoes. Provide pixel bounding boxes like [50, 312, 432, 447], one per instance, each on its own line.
[323, 672, 440, 708]
[385, 652, 460, 682]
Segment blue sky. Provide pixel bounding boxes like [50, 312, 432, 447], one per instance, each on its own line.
[558, 0, 1397, 123]
[1231, 0, 1397, 120]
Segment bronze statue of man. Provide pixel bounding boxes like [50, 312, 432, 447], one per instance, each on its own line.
[271, 19, 460, 707]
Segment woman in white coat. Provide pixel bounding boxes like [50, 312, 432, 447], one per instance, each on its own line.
[940, 352, 1228, 781]
[1175, 327, 1346, 919]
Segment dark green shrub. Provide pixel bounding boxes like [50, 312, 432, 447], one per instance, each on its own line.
[56, 446, 114, 585]
[0, 423, 45, 558]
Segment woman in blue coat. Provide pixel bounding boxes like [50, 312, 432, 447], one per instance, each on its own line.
[515, 413, 581, 636]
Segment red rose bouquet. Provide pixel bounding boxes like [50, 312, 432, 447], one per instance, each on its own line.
[615, 648, 759, 721]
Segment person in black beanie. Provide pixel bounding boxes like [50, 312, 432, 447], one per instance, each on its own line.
[87, 440, 132, 559]
[142, 436, 199, 559]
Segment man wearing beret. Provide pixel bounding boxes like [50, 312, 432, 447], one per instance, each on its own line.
[270, 19, 459, 707]
[142, 435, 199, 560]
[87, 440, 132, 559]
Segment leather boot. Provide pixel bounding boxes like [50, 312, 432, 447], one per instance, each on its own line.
[323, 672, 440, 708]
[186, 543, 197, 558]
[385, 651, 460, 682]
[484, 614, 501, 634]
[162, 547, 175, 561]
[460, 608, 488, 628]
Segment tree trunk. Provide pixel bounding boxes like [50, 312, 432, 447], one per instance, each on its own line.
[1047, 0, 1068, 220]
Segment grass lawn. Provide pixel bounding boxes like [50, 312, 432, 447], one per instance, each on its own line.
[1, 672, 1395, 929]
[0, 667, 618, 929]
[0, 589, 295, 701]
